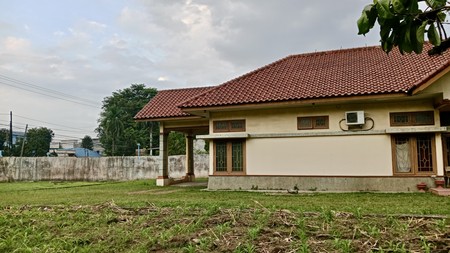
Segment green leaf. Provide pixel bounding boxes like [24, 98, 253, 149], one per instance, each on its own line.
[428, 23, 441, 46]
[357, 12, 370, 35]
[377, 0, 394, 19]
[357, 4, 377, 35]
[425, 0, 446, 8]
[411, 22, 423, 54]
[437, 12, 446, 22]
[408, 0, 419, 14]
[392, 0, 406, 13]
[416, 21, 427, 46]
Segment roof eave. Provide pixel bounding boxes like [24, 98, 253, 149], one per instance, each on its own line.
[135, 115, 205, 122]
[180, 93, 410, 113]
[410, 64, 450, 95]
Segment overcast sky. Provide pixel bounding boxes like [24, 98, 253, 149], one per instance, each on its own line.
[0, 0, 380, 141]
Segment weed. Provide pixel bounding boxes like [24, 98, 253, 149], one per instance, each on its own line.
[420, 236, 432, 253]
[198, 237, 212, 251]
[365, 224, 381, 238]
[182, 243, 196, 253]
[248, 226, 261, 241]
[434, 218, 447, 231]
[320, 208, 334, 224]
[234, 242, 256, 253]
[215, 221, 231, 236]
[333, 238, 353, 253]
[353, 207, 362, 219]
[385, 241, 407, 253]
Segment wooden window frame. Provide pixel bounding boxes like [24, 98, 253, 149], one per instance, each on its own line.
[390, 111, 435, 126]
[391, 134, 436, 176]
[297, 116, 329, 130]
[213, 120, 246, 133]
[213, 139, 246, 175]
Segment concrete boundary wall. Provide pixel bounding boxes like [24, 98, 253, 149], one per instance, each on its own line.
[0, 155, 209, 182]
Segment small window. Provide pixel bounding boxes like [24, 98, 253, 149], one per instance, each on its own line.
[213, 120, 245, 133]
[297, 116, 329, 130]
[390, 111, 434, 126]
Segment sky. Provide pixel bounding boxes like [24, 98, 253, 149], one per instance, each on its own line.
[0, 0, 380, 141]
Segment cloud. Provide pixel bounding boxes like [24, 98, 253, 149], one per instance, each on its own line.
[2, 36, 31, 52]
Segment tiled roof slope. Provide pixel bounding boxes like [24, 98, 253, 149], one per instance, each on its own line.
[135, 86, 214, 120]
[180, 44, 450, 108]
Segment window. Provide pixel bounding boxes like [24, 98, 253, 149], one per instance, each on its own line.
[391, 134, 436, 175]
[297, 116, 329, 130]
[213, 120, 245, 133]
[390, 111, 434, 126]
[213, 139, 245, 174]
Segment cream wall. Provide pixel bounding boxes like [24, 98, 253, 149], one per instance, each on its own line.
[207, 98, 446, 176]
[246, 135, 392, 176]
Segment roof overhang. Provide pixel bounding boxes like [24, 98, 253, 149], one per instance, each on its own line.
[411, 64, 450, 95]
[135, 115, 205, 122]
[180, 92, 411, 115]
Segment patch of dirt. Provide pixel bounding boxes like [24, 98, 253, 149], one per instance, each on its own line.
[8, 202, 450, 252]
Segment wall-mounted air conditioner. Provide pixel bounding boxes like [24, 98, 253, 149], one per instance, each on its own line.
[345, 111, 365, 125]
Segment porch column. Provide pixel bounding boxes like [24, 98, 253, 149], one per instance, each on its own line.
[185, 134, 195, 181]
[156, 130, 170, 186]
[435, 133, 444, 176]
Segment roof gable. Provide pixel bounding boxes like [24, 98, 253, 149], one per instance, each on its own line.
[180, 44, 450, 109]
[134, 86, 214, 120]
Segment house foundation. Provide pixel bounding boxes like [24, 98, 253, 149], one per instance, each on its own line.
[208, 176, 437, 192]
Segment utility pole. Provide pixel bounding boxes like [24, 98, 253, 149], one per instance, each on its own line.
[9, 111, 13, 156]
[20, 124, 28, 157]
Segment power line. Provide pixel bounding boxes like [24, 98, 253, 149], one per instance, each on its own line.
[0, 74, 99, 105]
[0, 81, 100, 109]
[13, 114, 94, 132]
[0, 74, 101, 108]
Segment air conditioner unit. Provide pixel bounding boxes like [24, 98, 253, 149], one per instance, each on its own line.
[345, 111, 365, 125]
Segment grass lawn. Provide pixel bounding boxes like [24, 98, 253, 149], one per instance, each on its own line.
[0, 180, 449, 252]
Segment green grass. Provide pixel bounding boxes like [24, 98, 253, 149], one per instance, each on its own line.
[0, 180, 449, 214]
[0, 180, 449, 252]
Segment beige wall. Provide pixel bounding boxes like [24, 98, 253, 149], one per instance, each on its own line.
[246, 135, 392, 176]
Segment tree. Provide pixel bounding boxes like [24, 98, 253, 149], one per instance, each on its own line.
[17, 127, 54, 157]
[358, 0, 450, 55]
[81, 135, 94, 150]
[0, 129, 8, 156]
[168, 132, 186, 155]
[96, 84, 158, 156]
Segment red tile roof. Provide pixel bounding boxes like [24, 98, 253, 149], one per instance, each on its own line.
[135, 86, 214, 120]
[180, 44, 450, 109]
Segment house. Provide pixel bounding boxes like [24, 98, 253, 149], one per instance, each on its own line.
[54, 148, 101, 158]
[135, 44, 450, 192]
